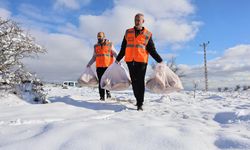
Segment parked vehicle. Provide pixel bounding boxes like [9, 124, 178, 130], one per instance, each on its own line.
[62, 81, 78, 89]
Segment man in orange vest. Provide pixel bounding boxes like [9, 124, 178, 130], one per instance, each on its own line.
[116, 13, 163, 111]
[87, 32, 117, 101]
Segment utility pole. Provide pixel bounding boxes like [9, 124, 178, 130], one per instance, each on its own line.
[200, 41, 209, 92]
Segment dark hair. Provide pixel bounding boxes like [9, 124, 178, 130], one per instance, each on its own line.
[135, 13, 144, 18]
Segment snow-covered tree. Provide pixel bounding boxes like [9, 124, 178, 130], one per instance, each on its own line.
[0, 18, 47, 103]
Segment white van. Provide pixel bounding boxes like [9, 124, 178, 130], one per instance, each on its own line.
[62, 81, 78, 89]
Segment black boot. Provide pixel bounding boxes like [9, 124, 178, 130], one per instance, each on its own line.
[106, 92, 111, 99]
[137, 105, 143, 111]
[100, 97, 105, 101]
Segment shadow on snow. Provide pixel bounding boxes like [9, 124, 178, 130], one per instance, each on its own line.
[48, 96, 131, 112]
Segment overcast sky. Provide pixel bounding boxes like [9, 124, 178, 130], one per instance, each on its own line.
[1, 0, 250, 90]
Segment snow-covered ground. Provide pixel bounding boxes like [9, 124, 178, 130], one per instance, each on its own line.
[0, 85, 250, 150]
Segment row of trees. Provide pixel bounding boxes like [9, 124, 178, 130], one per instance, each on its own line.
[0, 17, 47, 103]
[218, 85, 250, 92]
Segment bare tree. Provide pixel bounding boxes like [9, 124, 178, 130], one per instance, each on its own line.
[166, 57, 185, 78]
[0, 18, 47, 103]
[151, 56, 185, 78]
[192, 80, 199, 98]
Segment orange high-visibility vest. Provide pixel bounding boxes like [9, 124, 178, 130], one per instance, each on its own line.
[95, 41, 114, 67]
[125, 28, 152, 63]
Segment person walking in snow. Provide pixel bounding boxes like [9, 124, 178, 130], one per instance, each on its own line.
[116, 13, 163, 111]
[87, 32, 117, 101]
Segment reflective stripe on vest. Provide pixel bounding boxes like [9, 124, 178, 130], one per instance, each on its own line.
[95, 42, 114, 67]
[125, 28, 152, 63]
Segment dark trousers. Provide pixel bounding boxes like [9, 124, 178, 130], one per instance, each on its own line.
[127, 61, 147, 107]
[96, 67, 110, 99]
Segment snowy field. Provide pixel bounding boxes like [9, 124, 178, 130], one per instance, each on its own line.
[0, 85, 250, 150]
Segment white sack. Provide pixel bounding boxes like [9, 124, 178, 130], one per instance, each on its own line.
[101, 63, 131, 91]
[78, 67, 98, 87]
[146, 63, 184, 93]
